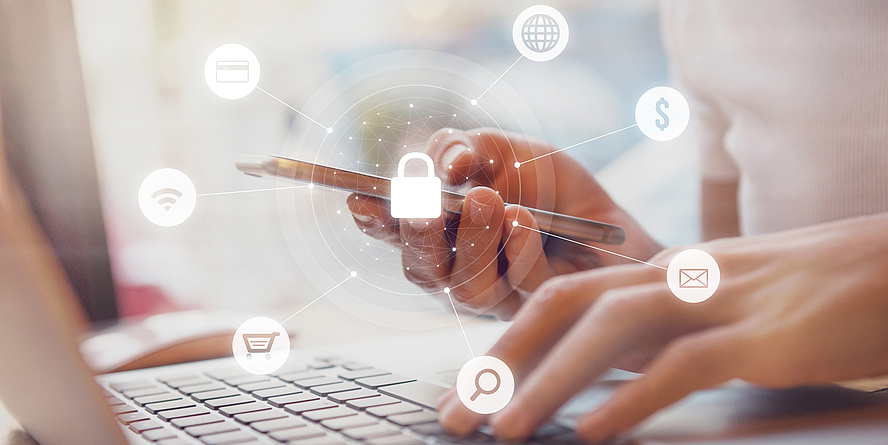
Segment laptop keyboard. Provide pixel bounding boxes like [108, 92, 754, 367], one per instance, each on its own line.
[103, 356, 578, 445]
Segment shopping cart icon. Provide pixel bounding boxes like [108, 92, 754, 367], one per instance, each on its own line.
[242, 332, 280, 360]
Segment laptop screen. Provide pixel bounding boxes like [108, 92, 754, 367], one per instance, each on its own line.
[0, 0, 118, 324]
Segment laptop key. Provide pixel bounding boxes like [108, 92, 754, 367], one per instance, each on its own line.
[277, 371, 324, 383]
[179, 383, 226, 396]
[379, 380, 448, 410]
[219, 401, 269, 417]
[301, 406, 357, 422]
[343, 363, 373, 371]
[158, 374, 201, 383]
[205, 395, 254, 410]
[321, 413, 377, 431]
[146, 399, 196, 414]
[142, 427, 177, 442]
[328, 388, 379, 403]
[251, 416, 307, 433]
[310, 382, 361, 396]
[117, 411, 149, 425]
[341, 423, 400, 440]
[306, 360, 335, 370]
[111, 404, 137, 414]
[366, 402, 422, 418]
[157, 406, 211, 421]
[233, 409, 287, 424]
[110, 380, 155, 392]
[366, 435, 425, 445]
[346, 395, 399, 410]
[170, 413, 225, 429]
[129, 419, 163, 433]
[205, 368, 246, 381]
[237, 380, 284, 393]
[409, 422, 445, 436]
[199, 431, 257, 445]
[338, 368, 390, 381]
[223, 375, 270, 386]
[166, 376, 211, 389]
[253, 385, 301, 401]
[268, 425, 325, 442]
[387, 410, 437, 426]
[293, 376, 342, 389]
[267, 392, 316, 408]
[355, 374, 416, 390]
[289, 437, 347, 445]
[185, 421, 239, 437]
[157, 439, 191, 445]
[283, 400, 337, 415]
[134, 392, 181, 407]
[123, 386, 167, 399]
[192, 389, 241, 402]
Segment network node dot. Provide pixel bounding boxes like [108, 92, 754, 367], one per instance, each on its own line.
[489, 159, 494, 164]
[409, 104, 414, 108]
[327, 127, 333, 134]
[448, 129, 453, 133]
[444, 287, 451, 294]
[350, 271, 357, 278]
[448, 165, 453, 169]
[307, 183, 315, 189]
[512, 220, 519, 227]
[514, 161, 521, 169]
[452, 247, 457, 252]
[471, 99, 478, 106]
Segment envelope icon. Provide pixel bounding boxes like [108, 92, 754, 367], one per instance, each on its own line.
[679, 268, 708, 288]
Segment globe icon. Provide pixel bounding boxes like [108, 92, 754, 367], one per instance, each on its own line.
[521, 14, 560, 53]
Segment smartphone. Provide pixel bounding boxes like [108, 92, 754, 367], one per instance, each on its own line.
[236, 155, 626, 245]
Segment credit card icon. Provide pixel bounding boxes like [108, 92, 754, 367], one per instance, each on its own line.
[215, 60, 249, 83]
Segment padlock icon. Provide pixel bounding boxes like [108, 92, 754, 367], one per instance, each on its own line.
[390, 152, 442, 219]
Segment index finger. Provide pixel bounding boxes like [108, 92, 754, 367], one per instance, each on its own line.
[426, 128, 551, 194]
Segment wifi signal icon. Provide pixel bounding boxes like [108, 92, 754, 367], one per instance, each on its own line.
[139, 168, 196, 227]
[151, 188, 183, 211]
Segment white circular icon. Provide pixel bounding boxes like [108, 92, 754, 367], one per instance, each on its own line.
[456, 355, 515, 414]
[138, 168, 197, 227]
[666, 249, 720, 303]
[635, 86, 690, 141]
[204, 44, 260, 100]
[233, 317, 290, 375]
[512, 5, 569, 62]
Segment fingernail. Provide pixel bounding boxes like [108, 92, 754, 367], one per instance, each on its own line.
[352, 213, 374, 224]
[406, 219, 430, 231]
[469, 194, 495, 225]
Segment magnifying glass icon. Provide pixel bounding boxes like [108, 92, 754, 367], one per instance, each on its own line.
[470, 368, 501, 401]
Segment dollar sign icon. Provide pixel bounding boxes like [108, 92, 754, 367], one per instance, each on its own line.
[655, 97, 669, 131]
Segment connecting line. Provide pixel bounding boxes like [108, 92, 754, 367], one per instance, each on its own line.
[198, 185, 311, 197]
[256, 86, 333, 133]
[516, 224, 667, 270]
[445, 288, 476, 359]
[517, 124, 638, 167]
[282, 273, 355, 325]
[472, 55, 524, 105]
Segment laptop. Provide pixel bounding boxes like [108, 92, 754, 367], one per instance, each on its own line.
[3, 2, 888, 445]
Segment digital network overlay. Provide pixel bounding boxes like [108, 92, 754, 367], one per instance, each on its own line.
[135, 5, 719, 414]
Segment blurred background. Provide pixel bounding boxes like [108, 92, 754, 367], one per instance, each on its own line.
[70, 0, 698, 323]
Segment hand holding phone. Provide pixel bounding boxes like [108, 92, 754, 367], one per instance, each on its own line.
[238, 128, 660, 319]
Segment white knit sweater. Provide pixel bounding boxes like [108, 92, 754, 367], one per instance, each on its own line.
[661, 0, 888, 235]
